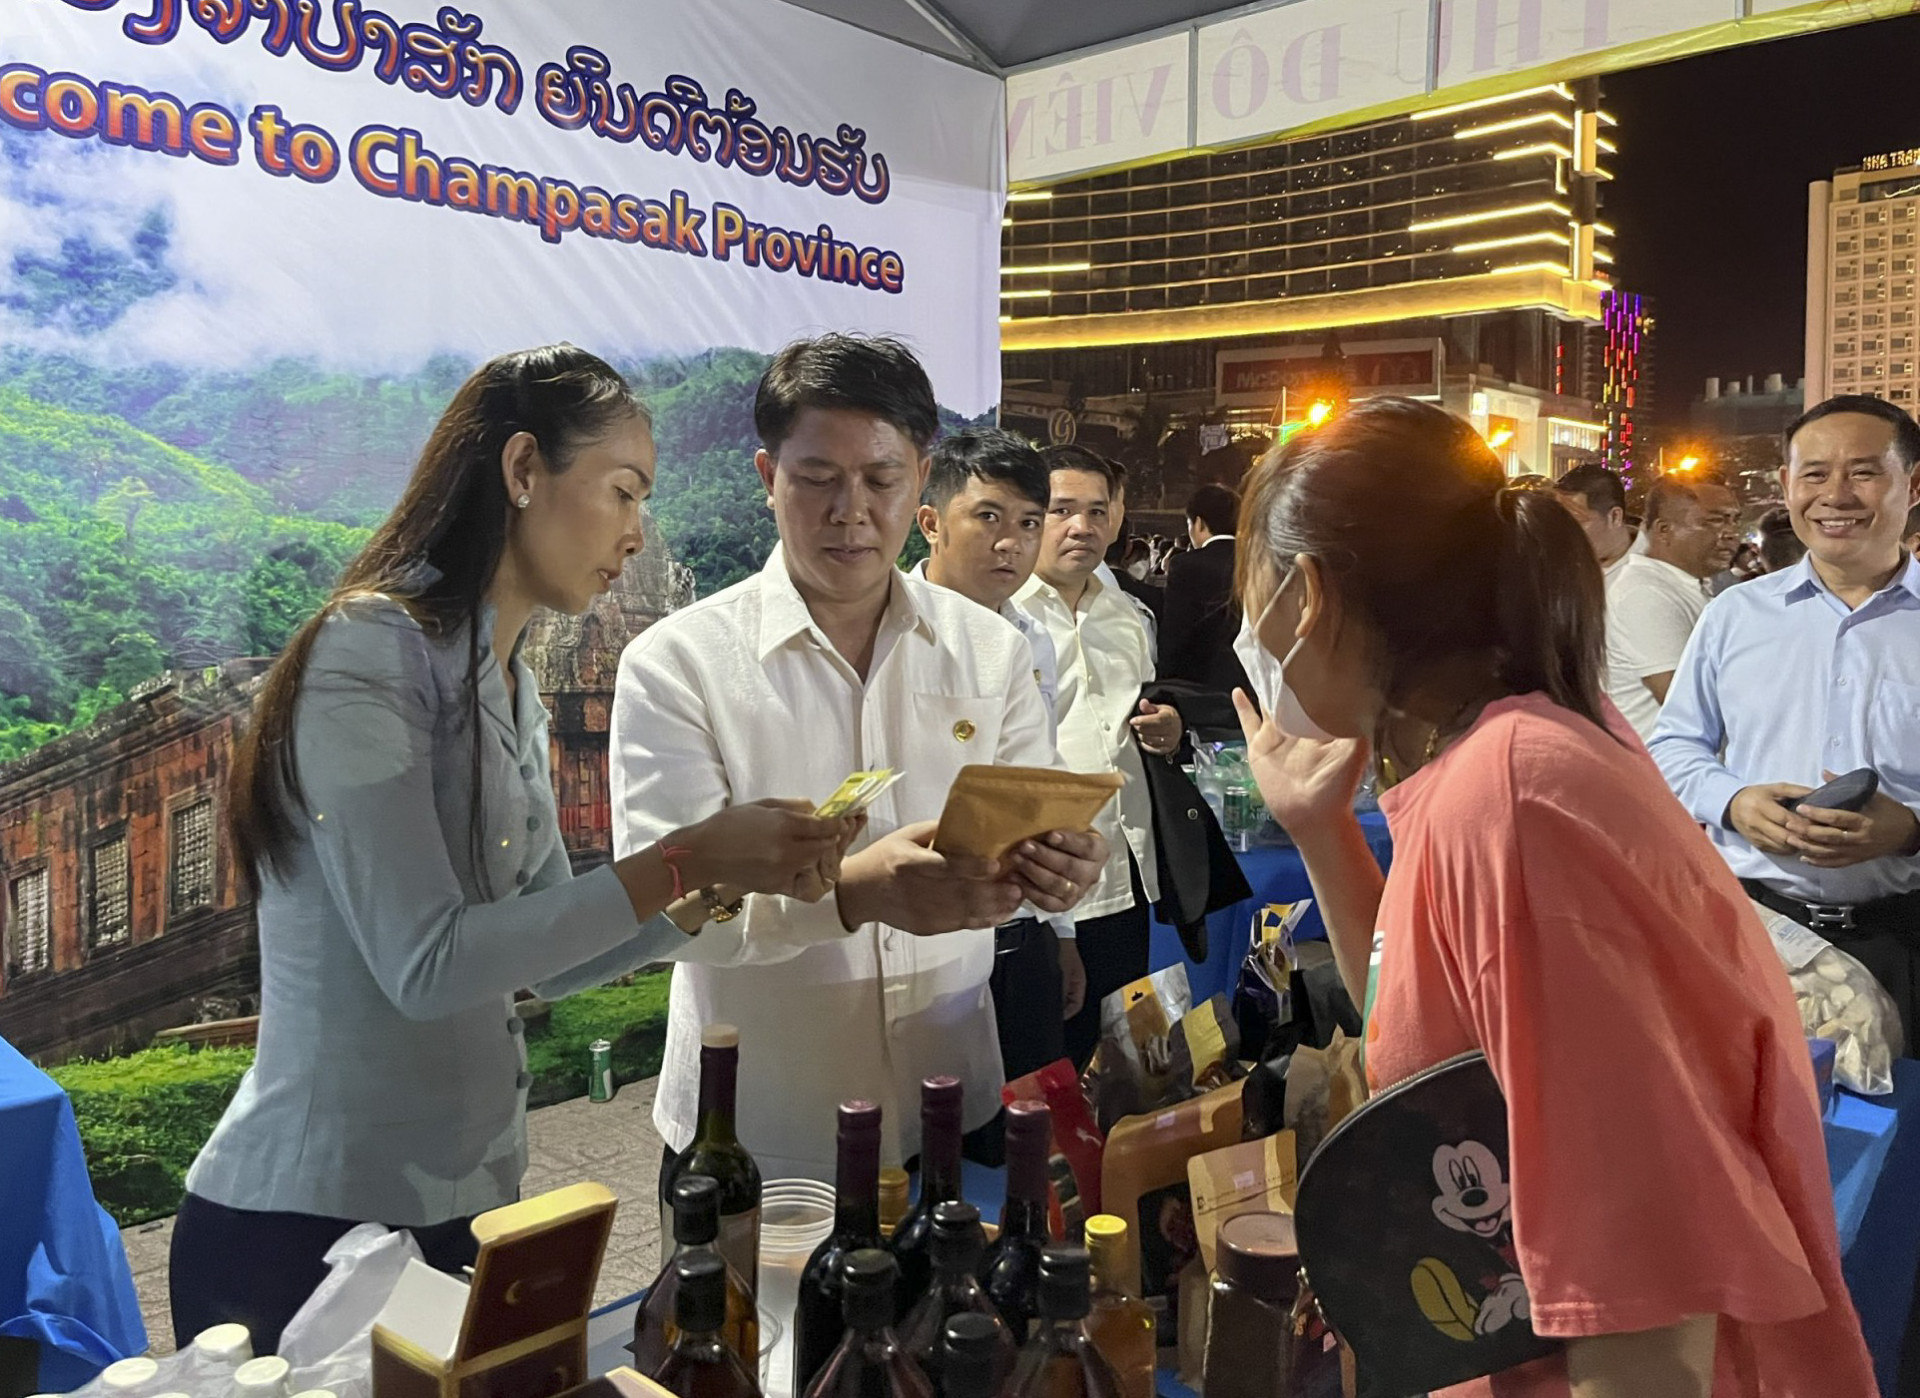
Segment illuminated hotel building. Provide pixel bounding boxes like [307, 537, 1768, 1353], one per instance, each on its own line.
[999, 80, 1617, 479]
[1805, 150, 1920, 417]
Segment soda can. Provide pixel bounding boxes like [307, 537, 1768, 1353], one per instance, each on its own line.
[588, 1038, 614, 1103]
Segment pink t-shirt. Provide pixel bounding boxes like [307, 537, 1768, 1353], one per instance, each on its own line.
[1368, 693, 1873, 1397]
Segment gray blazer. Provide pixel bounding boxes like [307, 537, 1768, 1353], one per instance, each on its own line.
[186, 598, 685, 1226]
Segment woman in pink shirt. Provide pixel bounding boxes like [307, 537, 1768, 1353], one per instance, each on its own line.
[1229, 398, 1873, 1397]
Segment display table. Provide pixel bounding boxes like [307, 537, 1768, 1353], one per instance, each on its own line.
[1148, 813, 1394, 1007]
[0, 1038, 146, 1396]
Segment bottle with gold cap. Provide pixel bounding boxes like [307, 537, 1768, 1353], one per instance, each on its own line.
[661, 1024, 763, 1292]
[1082, 1217, 1154, 1398]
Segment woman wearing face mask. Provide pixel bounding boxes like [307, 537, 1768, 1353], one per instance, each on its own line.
[170, 346, 855, 1352]
[1230, 398, 1871, 1398]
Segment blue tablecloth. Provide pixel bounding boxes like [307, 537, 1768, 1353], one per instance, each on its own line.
[1828, 1060, 1920, 1396]
[0, 1037, 146, 1391]
[1147, 813, 1395, 1007]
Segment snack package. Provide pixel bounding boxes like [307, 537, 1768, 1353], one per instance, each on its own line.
[1284, 1029, 1367, 1165]
[1089, 966, 1194, 1130]
[1099, 1081, 1245, 1349]
[1166, 994, 1247, 1099]
[1187, 1131, 1300, 1274]
[1753, 900, 1902, 1095]
[1004, 1058, 1107, 1233]
[932, 764, 1123, 861]
[1233, 900, 1312, 1052]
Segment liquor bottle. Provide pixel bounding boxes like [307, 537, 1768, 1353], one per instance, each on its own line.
[1008, 1248, 1125, 1398]
[880, 1169, 912, 1239]
[650, 1254, 762, 1398]
[633, 1176, 760, 1373]
[1080, 1217, 1154, 1398]
[944, 1314, 1012, 1398]
[898, 1203, 1016, 1397]
[661, 1024, 763, 1292]
[890, 1076, 965, 1317]
[978, 1100, 1052, 1344]
[794, 1099, 884, 1393]
[801, 1250, 933, 1398]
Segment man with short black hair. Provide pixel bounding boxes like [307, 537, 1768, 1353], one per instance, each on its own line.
[1653, 393, 1920, 1031]
[1160, 484, 1249, 695]
[1758, 506, 1808, 574]
[1605, 475, 1740, 741]
[611, 335, 1108, 1175]
[1553, 462, 1637, 583]
[912, 427, 1085, 1082]
[1069, 448, 1162, 650]
[1018, 447, 1182, 1062]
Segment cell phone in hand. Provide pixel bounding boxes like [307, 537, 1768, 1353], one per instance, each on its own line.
[1781, 768, 1879, 814]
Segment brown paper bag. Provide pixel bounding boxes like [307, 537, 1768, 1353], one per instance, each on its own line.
[1187, 1131, 1299, 1274]
[931, 764, 1124, 861]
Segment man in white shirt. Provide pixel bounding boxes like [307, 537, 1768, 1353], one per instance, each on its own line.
[1018, 445, 1183, 1063]
[610, 336, 1107, 1176]
[1606, 476, 1740, 741]
[912, 426, 1084, 1093]
[1551, 462, 1638, 588]
[1097, 457, 1162, 658]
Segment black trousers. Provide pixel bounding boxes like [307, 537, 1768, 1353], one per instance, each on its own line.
[169, 1192, 482, 1353]
[990, 917, 1066, 1084]
[1063, 859, 1152, 1068]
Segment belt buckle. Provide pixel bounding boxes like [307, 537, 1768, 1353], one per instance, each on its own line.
[1806, 902, 1857, 934]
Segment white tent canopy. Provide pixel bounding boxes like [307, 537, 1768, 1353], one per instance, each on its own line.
[781, 0, 1902, 185]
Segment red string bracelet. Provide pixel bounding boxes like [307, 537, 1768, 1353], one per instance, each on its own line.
[656, 843, 694, 902]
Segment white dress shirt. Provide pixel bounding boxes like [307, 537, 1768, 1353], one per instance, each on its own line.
[1650, 555, 1920, 906]
[910, 561, 1059, 744]
[1015, 571, 1162, 921]
[1605, 554, 1710, 742]
[610, 548, 1058, 1177]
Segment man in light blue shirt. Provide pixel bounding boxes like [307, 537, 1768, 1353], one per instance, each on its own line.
[1651, 394, 1920, 1029]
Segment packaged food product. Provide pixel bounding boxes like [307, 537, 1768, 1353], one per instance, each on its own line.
[1753, 900, 1902, 1095]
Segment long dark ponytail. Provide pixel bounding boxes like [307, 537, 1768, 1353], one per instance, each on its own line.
[229, 345, 647, 892]
[1235, 396, 1610, 733]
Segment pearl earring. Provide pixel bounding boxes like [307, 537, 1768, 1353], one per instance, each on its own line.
[516, 493, 531, 508]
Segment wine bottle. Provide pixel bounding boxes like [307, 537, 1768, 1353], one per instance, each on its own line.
[801, 1250, 933, 1398]
[651, 1253, 763, 1398]
[794, 1099, 884, 1393]
[890, 1076, 965, 1318]
[978, 1100, 1052, 1345]
[661, 1024, 763, 1292]
[1008, 1248, 1125, 1398]
[1080, 1217, 1154, 1398]
[898, 1202, 1016, 1397]
[633, 1176, 760, 1374]
[944, 1314, 1012, 1398]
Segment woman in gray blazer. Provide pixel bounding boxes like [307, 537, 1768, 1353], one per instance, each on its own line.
[168, 346, 849, 1351]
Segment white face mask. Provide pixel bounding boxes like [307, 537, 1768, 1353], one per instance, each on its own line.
[1233, 579, 1336, 743]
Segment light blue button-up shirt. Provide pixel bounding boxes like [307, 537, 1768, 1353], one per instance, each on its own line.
[1649, 554, 1920, 905]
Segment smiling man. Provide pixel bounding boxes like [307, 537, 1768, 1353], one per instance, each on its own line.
[609, 336, 1106, 1176]
[1651, 394, 1920, 1029]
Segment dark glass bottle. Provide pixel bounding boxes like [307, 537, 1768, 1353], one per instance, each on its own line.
[943, 1314, 1012, 1398]
[890, 1076, 965, 1318]
[1008, 1248, 1125, 1398]
[899, 1203, 1016, 1398]
[978, 1100, 1052, 1345]
[801, 1250, 933, 1398]
[661, 1024, 763, 1292]
[633, 1176, 759, 1374]
[795, 1099, 884, 1394]
[651, 1253, 762, 1398]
